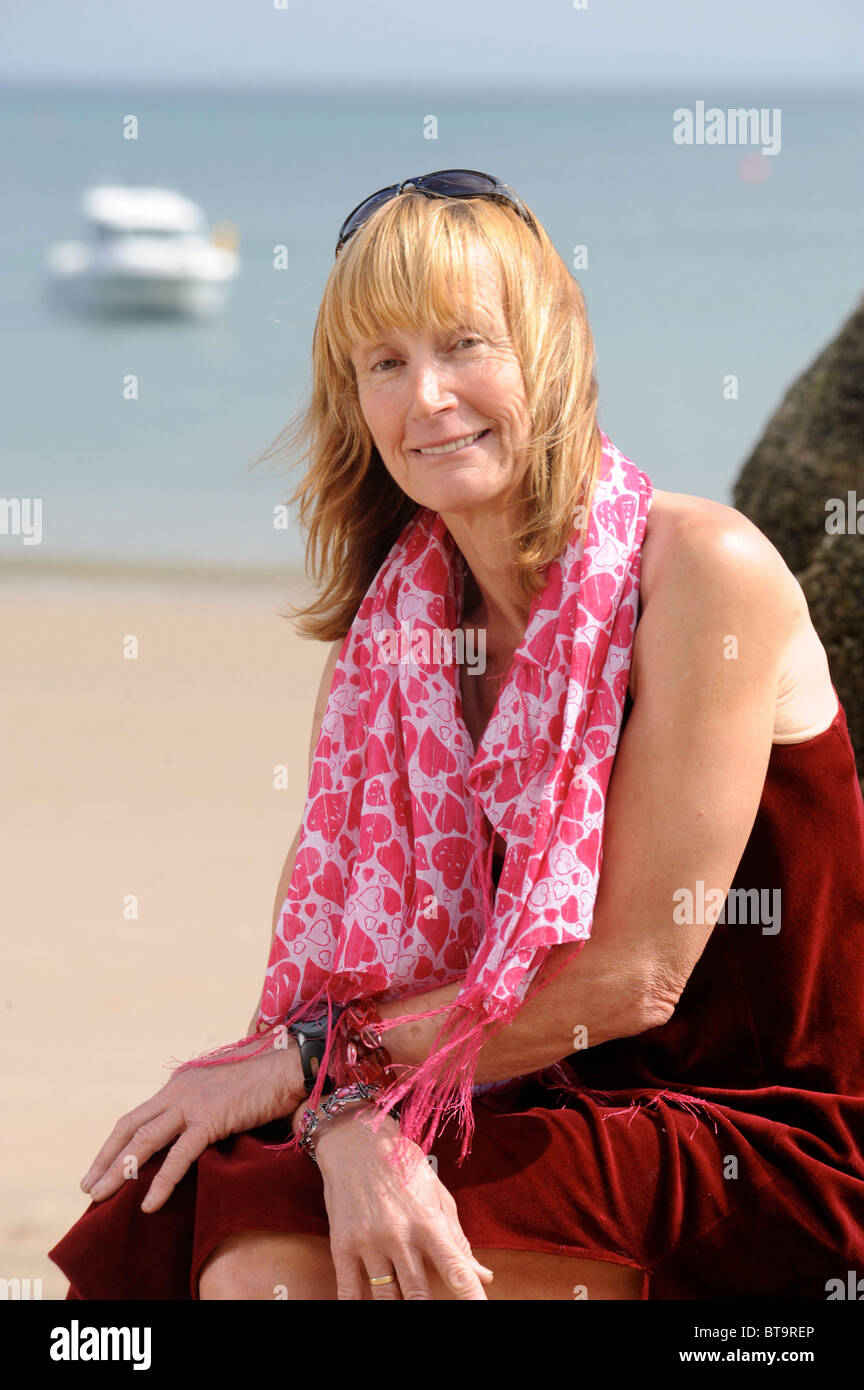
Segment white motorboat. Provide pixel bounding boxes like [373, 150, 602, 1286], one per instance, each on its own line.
[46, 184, 240, 316]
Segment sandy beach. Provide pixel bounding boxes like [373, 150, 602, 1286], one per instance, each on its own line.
[1, 567, 330, 1299]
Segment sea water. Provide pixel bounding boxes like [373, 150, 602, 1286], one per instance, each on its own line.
[0, 83, 860, 575]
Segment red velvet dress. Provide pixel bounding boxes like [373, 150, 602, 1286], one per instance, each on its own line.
[49, 685, 864, 1300]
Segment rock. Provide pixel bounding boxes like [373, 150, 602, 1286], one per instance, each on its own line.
[732, 295, 864, 784]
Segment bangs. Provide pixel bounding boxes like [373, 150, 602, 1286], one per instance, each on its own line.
[320, 196, 517, 371]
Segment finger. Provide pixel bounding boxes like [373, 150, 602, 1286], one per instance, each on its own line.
[438, 1193, 495, 1281]
[443, 1215, 495, 1282]
[331, 1249, 367, 1302]
[87, 1109, 185, 1202]
[363, 1253, 402, 1301]
[424, 1229, 488, 1300]
[81, 1096, 173, 1192]
[390, 1244, 432, 1302]
[139, 1123, 211, 1213]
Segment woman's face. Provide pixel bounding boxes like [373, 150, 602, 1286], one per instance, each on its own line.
[348, 247, 532, 517]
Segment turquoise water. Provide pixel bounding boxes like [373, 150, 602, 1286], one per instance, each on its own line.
[1, 84, 861, 573]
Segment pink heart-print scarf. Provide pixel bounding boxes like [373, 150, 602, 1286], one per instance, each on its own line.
[244, 428, 654, 1158]
[177, 429, 653, 1160]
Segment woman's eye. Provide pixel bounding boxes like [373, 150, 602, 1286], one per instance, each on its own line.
[371, 338, 481, 372]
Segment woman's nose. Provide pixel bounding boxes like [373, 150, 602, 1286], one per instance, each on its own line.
[407, 359, 457, 411]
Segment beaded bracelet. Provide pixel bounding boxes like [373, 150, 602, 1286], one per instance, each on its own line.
[331, 999, 394, 1088]
[297, 1082, 383, 1164]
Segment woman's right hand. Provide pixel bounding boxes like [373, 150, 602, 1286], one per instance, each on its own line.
[312, 1105, 494, 1300]
[82, 1034, 304, 1213]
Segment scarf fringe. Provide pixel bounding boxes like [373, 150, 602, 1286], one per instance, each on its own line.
[537, 1062, 721, 1142]
[166, 800, 588, 1164]
[168, 977, 337, 1098]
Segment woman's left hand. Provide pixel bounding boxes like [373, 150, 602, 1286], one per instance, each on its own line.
[309, 1104, 495, 1300]
[81, 1034, 304, 1213]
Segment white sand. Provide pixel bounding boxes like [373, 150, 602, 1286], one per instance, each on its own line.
[1, 570, 331, 1298]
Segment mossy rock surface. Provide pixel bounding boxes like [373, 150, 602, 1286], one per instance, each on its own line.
[732, 295, 864, 784]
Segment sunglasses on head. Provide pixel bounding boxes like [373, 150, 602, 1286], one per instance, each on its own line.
[334, 168, 538, 258]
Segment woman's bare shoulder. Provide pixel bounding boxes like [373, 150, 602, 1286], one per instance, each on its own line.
[634, 490, 837, 739]
[639, 488, 793, 606]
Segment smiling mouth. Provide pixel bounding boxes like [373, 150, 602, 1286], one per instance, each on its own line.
[413, 429, 491, 457]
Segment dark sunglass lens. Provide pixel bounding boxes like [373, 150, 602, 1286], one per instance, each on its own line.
[339, 186, 398, 242]
[419, 172, 497, 197]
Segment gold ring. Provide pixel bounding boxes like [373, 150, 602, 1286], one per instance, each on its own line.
[368, 1272, 398, 1286]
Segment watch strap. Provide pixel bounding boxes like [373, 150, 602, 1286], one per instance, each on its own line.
[292, 1029, 333, 1095]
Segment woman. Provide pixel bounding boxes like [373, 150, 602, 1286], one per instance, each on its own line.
[50, 170, 864, 1301]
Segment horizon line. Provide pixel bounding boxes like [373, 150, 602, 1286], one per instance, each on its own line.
[1, 76, 862, 99]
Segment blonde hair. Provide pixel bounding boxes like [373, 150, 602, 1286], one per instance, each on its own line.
[253, 189, 603, 640]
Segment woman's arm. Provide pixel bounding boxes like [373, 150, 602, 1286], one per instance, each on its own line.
[378, 512, 797, 1083]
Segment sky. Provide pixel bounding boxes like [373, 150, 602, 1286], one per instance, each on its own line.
[0, 0, 861, 91]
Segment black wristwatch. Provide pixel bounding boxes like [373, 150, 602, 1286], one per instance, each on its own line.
[288, 1006, 344, 1095]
